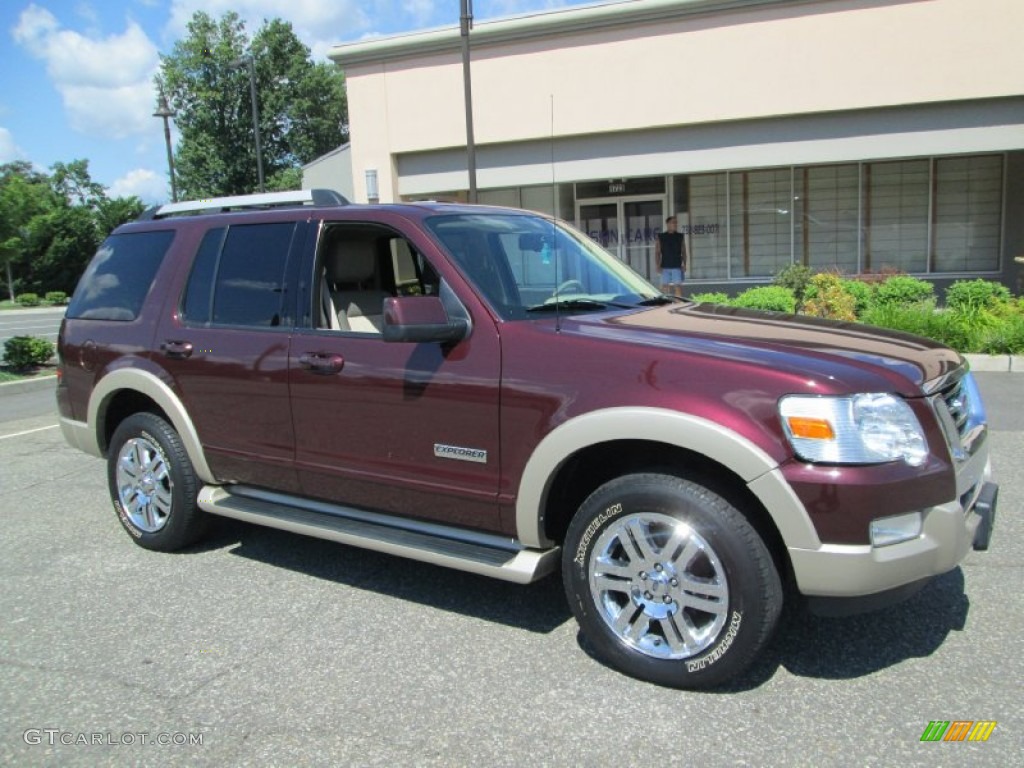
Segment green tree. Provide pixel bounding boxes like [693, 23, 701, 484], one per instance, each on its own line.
[0, 160, 144, 297]
[156, 11, 348, 199]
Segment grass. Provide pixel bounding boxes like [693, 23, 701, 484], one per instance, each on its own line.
[0, 364, 57, 383]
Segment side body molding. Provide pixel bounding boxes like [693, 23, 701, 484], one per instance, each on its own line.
[514, 406, 820, 551]
[85, 367, 216, 484]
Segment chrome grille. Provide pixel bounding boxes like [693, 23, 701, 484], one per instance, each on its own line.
[941, 377, 970, 441]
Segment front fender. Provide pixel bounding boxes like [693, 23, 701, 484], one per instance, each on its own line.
[514, 406, 819, 551]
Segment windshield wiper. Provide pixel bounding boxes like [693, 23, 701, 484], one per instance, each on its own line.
[635, 294, 683, 306]
[526, 298, 627, 313]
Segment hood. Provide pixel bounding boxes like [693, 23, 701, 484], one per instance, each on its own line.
[567, 302, 963, 396]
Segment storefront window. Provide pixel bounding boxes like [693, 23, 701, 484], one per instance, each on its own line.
[729, 168, 792, 278]
[933, 155, 1002, 273]
[864, 159, 929, 273]
[795, 164, 859, 273]
[686, 173, 728, 280]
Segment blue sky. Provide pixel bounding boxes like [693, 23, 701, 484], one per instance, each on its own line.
[0, 0, 606, 203]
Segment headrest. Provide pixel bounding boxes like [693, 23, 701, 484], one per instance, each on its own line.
[326, 239, 377, 284]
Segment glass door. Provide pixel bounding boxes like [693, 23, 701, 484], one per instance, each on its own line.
[623, 199, 663, 280]
[577, 197, 664, 281]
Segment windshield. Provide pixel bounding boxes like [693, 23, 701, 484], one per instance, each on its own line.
[426, 212, 662, 320]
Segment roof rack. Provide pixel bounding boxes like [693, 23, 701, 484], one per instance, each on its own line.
[137, 188, 349, 220]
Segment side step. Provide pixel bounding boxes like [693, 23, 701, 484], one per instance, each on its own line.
[197, 485, 561, 584]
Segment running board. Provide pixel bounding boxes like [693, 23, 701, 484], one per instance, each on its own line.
[197, 485, 560, 584]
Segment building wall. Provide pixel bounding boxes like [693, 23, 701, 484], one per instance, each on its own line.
[331, 0, 1024, 289]
[301, 144, 355, 202]
[335, 0, 1024, 202]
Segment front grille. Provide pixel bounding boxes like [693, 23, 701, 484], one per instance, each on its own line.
[941, 377, 970, 441]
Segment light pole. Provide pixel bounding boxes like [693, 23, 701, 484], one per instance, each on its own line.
[152, 92, 178, 202]
[231, 55, 266, 193]
[460, 0, 477, 203]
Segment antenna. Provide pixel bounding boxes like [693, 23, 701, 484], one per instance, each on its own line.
[550, 93, 561, 333]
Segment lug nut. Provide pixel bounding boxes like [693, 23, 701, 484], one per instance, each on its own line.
[644, 591, 653, 600]
[663, 595, 672, 604]
[639, 571, 647, 580]
[654, 563, 663, 572]
[670, 578, 679, 587]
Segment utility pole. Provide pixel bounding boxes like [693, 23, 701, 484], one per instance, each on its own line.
[460, 0, 477, 203]
[232, 56, 266, 193]
[152, 92, 178, 202]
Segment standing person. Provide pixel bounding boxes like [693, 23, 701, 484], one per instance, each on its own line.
[655, 216, 686, 297]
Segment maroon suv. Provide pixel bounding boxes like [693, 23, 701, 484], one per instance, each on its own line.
[57, 189, 997, 688]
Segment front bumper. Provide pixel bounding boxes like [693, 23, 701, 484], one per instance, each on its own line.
[789, 478, 997, 599]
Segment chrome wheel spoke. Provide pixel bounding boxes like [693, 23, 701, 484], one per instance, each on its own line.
[625, 519, 656, 561]
[679, 590, 727, 617]
[592, 574, 631, 594]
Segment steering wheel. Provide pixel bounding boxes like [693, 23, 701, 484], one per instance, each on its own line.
[553, 279, 585, 297]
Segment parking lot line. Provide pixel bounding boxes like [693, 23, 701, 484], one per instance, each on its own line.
[0, 424, 59, 440]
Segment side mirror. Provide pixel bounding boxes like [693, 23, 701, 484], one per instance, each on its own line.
[382, 296, 469, 343]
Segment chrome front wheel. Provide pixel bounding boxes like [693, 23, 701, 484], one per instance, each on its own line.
[589, 512, 729, 660]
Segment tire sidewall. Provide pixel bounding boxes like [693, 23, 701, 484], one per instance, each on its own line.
[564, 475, 775, 688]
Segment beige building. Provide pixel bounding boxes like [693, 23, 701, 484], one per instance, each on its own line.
[329, 0, 1024, 292]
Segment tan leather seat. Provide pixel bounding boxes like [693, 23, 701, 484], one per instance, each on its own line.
[324, 239, 390, 333]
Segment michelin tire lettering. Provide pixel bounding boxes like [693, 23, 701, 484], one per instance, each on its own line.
[686, 611, 742, 672]
[574, 503, 622, 566]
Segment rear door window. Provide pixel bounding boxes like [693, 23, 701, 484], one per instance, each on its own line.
[67, 230, 175, 321]
[181, 222, 297, 328]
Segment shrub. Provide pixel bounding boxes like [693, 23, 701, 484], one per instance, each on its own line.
[3, 335, 55, 369]
[772, 264, 814, 303]
[801, 274, 856, 321]
[979, 313, 1024, 354]
[689, 291, 731, 305]
[732, 286, 797, 313]
[944, 279, 1012, 313]
[872, 275, 934, 308]
[840, 279, 875, 317]
[44, 291, 68, 305]
[16, 293, 41, 307]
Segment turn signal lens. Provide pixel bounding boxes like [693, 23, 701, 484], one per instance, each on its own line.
[786, 416, 835, 440]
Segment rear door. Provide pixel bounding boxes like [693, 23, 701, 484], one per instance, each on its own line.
[288, 217, 503, 532]
[155, 220, 305, 492]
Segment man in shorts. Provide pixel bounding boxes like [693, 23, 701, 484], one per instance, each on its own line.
[655, 215, 686, 297]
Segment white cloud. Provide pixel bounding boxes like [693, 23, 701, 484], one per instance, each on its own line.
[401, 0, 437, 28]
[107, 168, 168, 203]
[13, 4, 160, 138]
[0, 127, 28, 163]
[166, 0, 374, 60]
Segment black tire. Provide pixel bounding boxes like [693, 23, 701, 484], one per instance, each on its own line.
[562, 473, 782, 689]
[107, 412, 207, 551]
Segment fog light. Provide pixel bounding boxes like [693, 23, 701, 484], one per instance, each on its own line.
[870, 512, 923, 547]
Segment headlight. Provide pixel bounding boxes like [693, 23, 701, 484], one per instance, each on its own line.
[779, 393, 928, 466]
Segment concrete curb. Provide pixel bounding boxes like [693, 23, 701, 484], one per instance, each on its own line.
[963, 354, 1024, 373]
[0, 374, 57, 394]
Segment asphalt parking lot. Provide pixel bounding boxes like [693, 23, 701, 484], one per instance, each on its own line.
[1, 375, 1021, 767]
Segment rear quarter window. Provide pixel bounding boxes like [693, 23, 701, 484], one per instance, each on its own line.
[66, 230, 175, 321]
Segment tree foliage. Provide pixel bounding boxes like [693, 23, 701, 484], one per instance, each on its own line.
[0, 160, 143, 298]
[156, 12, 348, 199]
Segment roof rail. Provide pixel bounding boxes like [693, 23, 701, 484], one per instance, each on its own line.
[137, 188, 349, 220]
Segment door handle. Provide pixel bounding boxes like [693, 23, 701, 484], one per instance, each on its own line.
[161, 340, 193, 359]
[298, 352, 345, 374]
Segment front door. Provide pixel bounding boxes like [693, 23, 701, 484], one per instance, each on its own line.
[288, 220, 504, 533]
[577, 197, 665, 281]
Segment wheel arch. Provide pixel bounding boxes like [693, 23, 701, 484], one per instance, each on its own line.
[89, 368, 216, 484]
[515, 407, 819, 554]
